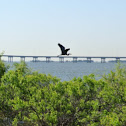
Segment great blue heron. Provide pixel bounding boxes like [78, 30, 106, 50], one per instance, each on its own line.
[58, 43, 71, 55]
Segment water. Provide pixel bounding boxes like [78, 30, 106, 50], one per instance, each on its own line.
[7, 62, 124, 81]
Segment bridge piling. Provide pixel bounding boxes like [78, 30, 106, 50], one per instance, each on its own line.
[73, 57, 77, 63]
[20, 57, 25, 62]
[59, 57, 64, 63]
[33, 57, 38, 62]
[116, 58, 120, 63]
[8, 56, 13, 62]
[46, 57, 51, 63]
[87, 57, 91, 63]
[101, 58, 105, 63]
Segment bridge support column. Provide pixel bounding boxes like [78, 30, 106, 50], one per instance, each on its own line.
[33, 57, 38, 62]
[116, 58, 120, 63]
[20, 57, 25, 62]
[73, 57, 77, 63]
[59, 57, 64, 63]
[8, 56, 13, 62]
[46, 57, 51, 63]
[87, 57, 91, 63]
[101, 58, 105, 63]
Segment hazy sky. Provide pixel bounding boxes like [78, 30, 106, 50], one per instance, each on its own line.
[0, 0, 126, 56]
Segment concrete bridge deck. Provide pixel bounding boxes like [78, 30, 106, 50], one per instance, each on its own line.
[0, 55, 126, 63]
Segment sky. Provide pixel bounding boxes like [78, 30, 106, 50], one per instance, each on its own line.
[0, 0, 126, 56]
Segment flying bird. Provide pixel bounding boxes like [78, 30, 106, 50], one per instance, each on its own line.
[58, 43, 71, 56]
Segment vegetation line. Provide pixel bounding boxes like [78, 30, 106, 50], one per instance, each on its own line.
[0, 60, 126, 126]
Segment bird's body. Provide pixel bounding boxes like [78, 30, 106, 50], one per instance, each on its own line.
[58, 43, 71, 55]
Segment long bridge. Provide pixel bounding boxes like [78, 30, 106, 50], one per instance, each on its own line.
[0, 55, 126, 63]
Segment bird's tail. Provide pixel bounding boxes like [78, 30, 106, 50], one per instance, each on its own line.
[67, 53, 72, 56]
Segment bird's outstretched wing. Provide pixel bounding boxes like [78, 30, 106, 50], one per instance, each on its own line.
[58, 43, 65, 53]
[65, 48, 70, 52]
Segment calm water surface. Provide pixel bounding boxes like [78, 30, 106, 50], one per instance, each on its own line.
[7, 62, 125, 81]
[7, 62, 126, 81]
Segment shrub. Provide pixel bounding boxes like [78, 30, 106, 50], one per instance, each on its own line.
[0, 60, 9, 80]
[0, 61, 126, 125]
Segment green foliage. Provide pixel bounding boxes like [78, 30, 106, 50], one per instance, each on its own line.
[0, 52, 9, 80]
[0, 61, 126, 125]
[0, 61, 9, 81]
